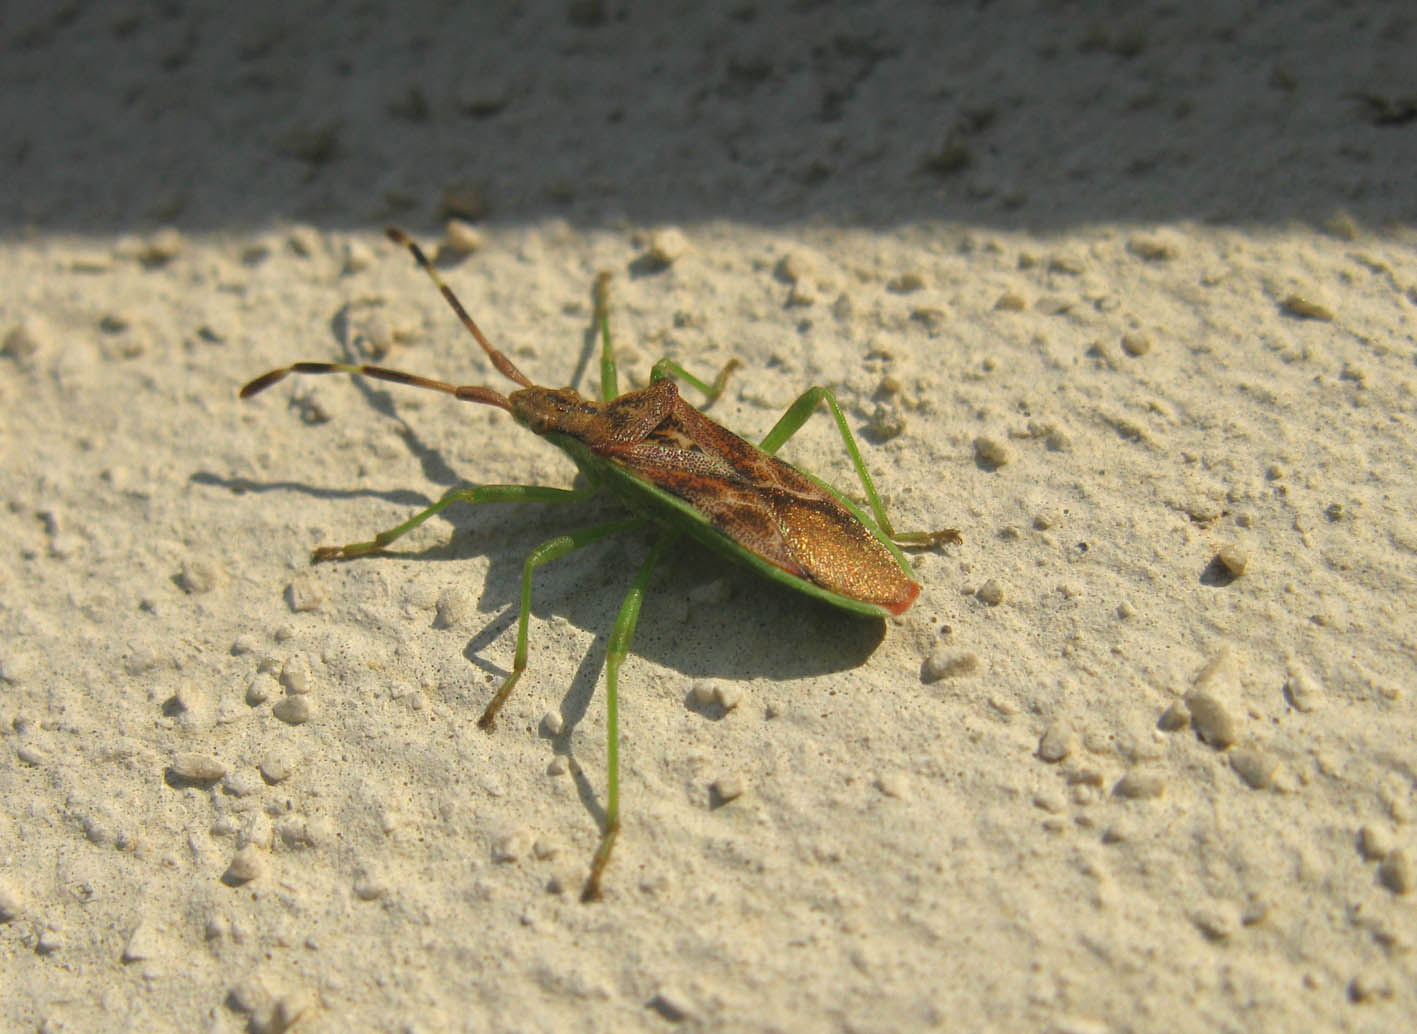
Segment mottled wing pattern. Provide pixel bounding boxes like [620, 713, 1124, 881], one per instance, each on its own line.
[598, 394, 920, 614]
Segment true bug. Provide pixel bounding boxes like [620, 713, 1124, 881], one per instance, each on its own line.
[240, 227, 960, 900]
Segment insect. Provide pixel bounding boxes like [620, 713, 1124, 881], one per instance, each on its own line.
[240, 227, 960, 900]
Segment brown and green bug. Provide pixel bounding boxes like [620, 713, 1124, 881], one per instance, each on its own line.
[240, 227, 960, 900]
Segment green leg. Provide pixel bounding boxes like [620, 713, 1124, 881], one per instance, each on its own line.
[311, 483, 596, 561]
[757, 387, 960, 547]
[592, 271, 740, 406]
[593, 272, 619, 402]
[478, 517, 646, 729]
[582, 529, 679, 902]
[649, 357, 741, 407]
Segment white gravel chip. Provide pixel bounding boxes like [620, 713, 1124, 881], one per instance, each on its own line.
[494, 827, 534, 863]
[1038, 722, 1076, 763]
[922, 647, 981, 683]
[1378, 849, 1413, 895]
[285, 576, 326, 612]
[223, 846, 264, 885]
[272, 695, 315, 725]
[1358, 824, 1393, 861]
[3, 318, 52, 360]
[169, 752, 226, 784]
[647, 226, 691, 266]
[1230, 748, 1279, 789]
[1185, 650, 1243, 749]
[1115, 769, 1166, 800]
[973, 435, 1013, 468]
[122, 921, 162, 963]
[1285, 664, 1324, 712]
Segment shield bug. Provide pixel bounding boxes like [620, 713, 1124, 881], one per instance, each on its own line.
[240, 227, 960, 900]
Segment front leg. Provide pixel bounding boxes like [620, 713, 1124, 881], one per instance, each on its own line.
[311, 483, 597, 561]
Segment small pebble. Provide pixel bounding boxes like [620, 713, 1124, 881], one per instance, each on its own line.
[710, 776, 746, 805]
[687, 578, 732, 608]
[775, 252, 814, 284]
[224, 770, 262, 798]
[1115, 769, 1166, 799]
[279, 655, 311, 694]
[122, 921, 161, 963]
[1157, 701, 1190, 732]
[646, 226, 690, 266]
[886, 272, 926, 293]
[178, 557, 223, 594]
[1285, 664, 1323, 712]
[1033, 787, 1067, 814]
[1191, 902, 1239, 941]
[713, 683, 743, 711]
[977, 578, 1006, 606]
[1229, 748, 1278, 790]
[909, 307, 949, 333]
[2, 318, 51, 360]
[875, 771, 910, 799]
[973, 435, 1012, 469]
[36, 926, 64, 955]
[223, 846, 264, 885]
[169, 753, 226, 784]
[648, 987, 695, 1022]
[494, 827, 534, 863]
[341, 239, 375, 274]
[1215, 543, 1249, 578]
[865, 404, 906, 441]
[1358, 824, 1393, 861]
[1126, 233, 1179, 261]
[246, 673, 278, 706]
[921, 647, 981, 683]
[1185, 650, 1243, 750]
[441, 181, 487, 220]
[1280, 293, 1334, 321]
[444, 219, 484, 254]
[353, 873, 388, 900]
[0, 879, 23, 921]
[430, 585, 477, 630]
[259, 749, 299, 785]
[285, 576, 325, 613]
[1120, 332, 1152, 357]
[1378, 849, 1413, 895]
[1038, 722, 1076, 763]
[541, 710, 565, 736]
[140, 227, 185, 265]
[272, 696, 315, 725]
[256, 992, 315, 1034]
[1348, 972, 1395, 1003]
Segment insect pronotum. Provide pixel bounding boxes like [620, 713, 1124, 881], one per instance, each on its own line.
[241, 227, 960, 900]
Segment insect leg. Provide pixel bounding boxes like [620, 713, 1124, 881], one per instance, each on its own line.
[311, 483, 598, 562]
[757, 387, 961, 548]
[582, 528, 679, 902]
[592, 272, 619, 402]
[478, 517, 646, 730]
[592, 270, 739, 406]
[649, 357, 742, 407]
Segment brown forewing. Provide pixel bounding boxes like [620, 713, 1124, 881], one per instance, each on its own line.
[597, 396, 920, 614]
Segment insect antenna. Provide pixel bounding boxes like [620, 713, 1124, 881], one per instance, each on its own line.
[385, 226, 535, 389]
[239, 361, 512, 412]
